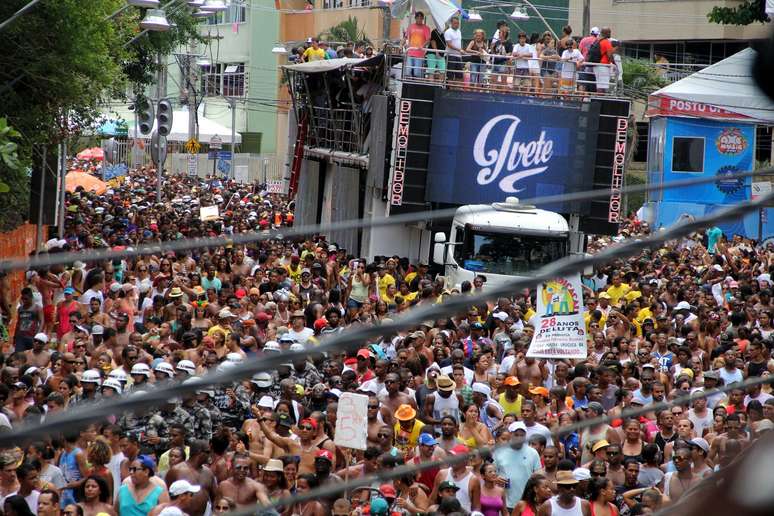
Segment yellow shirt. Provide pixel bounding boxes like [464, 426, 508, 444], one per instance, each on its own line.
[303, 47, 327, 62]
[394, 419, 425, 455]
[636, 307, 653, 323]
[584, 311, 607, 333]
[286, 264, 302, 283]
[404, 271, 418, 286]
[605, 283, 631, 305]
[378, 273, 396, 298]
[498, 392, 523, 418]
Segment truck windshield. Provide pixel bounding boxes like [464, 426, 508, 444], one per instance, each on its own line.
[455, 230, 567, 275]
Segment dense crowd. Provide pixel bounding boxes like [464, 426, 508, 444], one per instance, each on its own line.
[0, 165, 772, 516]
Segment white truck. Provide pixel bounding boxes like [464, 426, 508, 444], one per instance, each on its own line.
[432, 197, 580, 289]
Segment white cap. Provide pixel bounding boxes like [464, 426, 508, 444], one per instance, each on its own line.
[493, 311, 508, 322]
[573, 467, 592, 481]
[101, 378, 123, 394]
[257, 395, 275, 408]
[168, 479, 201, 497]
[591, 26, 600, 35]
[289, 343, 305, 352]
[45, 238, 61, 250]
[81, 369, 102, 385]
[471, 382, 491, 398]
[176, 360, 196, 374]
[675, 301, 691, 311]
[91, 325, 104, 335]
[508, 421, 527, 433]
[154, 362, 176, 377]
[218, 308, 235, 319]
[130, 363, 151, 377]
[34, 333, 49, 343]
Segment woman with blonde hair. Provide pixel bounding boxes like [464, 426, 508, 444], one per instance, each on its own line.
[466, 29, 489, 86]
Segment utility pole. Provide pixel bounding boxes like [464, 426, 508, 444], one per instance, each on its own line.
[582, 0, 591, 37]
[156, 52, 165, 202]
[57, 140, 66, 238]
[226, 97, 236, 180]
[381, 6, 392, 46]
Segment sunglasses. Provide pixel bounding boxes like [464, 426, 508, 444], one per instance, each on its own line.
[215, 506, 231, 511]
[300, 425, 314, 431]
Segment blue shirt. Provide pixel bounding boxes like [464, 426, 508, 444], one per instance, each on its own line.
[493, 444, 541, 508]
[706, 226, 723, 254]
[201, 276, 222, 292]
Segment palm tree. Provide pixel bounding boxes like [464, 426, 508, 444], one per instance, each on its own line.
[318, 16, 371, 45]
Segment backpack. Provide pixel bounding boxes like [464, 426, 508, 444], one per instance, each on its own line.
[586, 39, 602, 63]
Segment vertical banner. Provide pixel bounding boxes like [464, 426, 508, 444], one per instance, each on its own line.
[333, 393, 369, 450]
[527, 274, 587, 359]
[389, 99, 412, 206]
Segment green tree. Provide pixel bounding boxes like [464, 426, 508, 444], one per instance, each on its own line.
[621, 58, 668, 99]
[708, 0, 770, 24]
[319, 16, 371, 45]
[0, 0, 201, 231]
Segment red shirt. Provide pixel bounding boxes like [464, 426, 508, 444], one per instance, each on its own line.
[599, 38, 613, 64]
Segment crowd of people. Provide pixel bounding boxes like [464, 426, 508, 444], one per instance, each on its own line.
[402, 13, 622, 95]
[0, 164, 772, 516]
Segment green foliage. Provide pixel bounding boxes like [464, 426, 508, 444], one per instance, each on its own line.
[622, 58, 668, 98]
[708, 0, 769, 24]
[0, 1, 202, 231]
[0, 117, 29, 232]
[319, 16, 371, 45]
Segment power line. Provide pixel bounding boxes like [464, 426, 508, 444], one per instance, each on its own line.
[0, 188, 770, 449]
[0, 0, 41, 33]
[2, 167, 770, 274]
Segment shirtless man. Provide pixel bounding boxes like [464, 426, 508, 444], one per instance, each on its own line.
[25, 333, 52, 368]
[242, 403, 280, 464]
[215, 454, 269, 509]
[367, 396, 384, 447]
[379, 373, 417, 424]
[513, 356, 546, 387]
[165, 440, 217, 516]
[708, 413, 748, 463]
[149, 480, 199, 516]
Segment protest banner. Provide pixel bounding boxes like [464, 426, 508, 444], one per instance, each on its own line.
[527, 274, 588, 359]
[333, 392, 369, 451]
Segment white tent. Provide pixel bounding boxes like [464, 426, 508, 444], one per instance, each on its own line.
[649, 48, 774, 124]
[127, 107, 242, 144]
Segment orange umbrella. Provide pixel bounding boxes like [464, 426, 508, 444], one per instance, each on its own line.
[65, 171, 107, 195]
[76, 147, 104, 161]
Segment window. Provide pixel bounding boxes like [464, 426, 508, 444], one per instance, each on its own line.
[201, 64, 222, 96]
[453, 227, 567, 276]
[672, 137, 704, 173]
[223, 64, 246, 97]
[204, 1, 247, 24]
[200, 63, 246, 97]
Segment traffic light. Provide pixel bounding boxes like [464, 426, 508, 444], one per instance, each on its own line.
[136, 97, 154, 135]
[157, 98, 173, 137]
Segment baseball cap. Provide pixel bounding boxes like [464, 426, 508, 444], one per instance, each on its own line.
[689, 438, 710, 454]
[315, 449, 334, 462]
[251, 372, 272, 388]
[570, 468, 589, 482]
[438, 480, 460, 491]
[591, 440, 610, 453]
[137, 455, 156, 472]
[472, 382, 491, 398]
[590, 27, 600, 35]
[418, 433, 438, 446]
[257, 395, 275, 409]
[503, 376, 520, 387]
[64, 287, 76, 295]
[91, 325, 104, 335]
[508, 421, 527, 433]
[492, 311, 508, 322]
[169, 480, 201, 497]
[34, 333, 49, 344]
[450, 444, 470, 456]
[379, 484, 397, 499]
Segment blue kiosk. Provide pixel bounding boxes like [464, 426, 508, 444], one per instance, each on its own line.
[644, 49, 774, 240]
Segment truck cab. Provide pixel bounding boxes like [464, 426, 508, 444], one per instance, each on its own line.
[432, 197, 572, 289]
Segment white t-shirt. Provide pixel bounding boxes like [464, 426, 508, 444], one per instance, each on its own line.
[512, 43, 533, 68]
[444, 27, 462, 56]
[560, 48, 584, 76]
[286, 327, 314, 344]
[688, 408, 713, 436]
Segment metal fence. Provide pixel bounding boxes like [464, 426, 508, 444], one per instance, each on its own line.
[389, 47, 622, 98]
[100, 139, 286, 184]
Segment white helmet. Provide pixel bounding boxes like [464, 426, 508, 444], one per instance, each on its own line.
[154, 362, 176, 378]
[101, 378, 123, 394]
[81, 369, 102, 385]
[108, 369, 128, 384]
[176, 360, 196, 374]
[130, 363, 151, 378]
[264, 341, 281, 352]
[225, 352, 243, 363]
